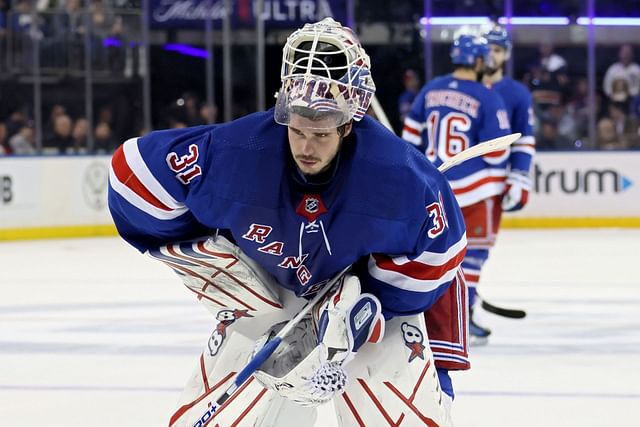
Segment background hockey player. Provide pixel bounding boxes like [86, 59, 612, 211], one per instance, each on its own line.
[473, 25, 537, 326]
[402, 34, 511, 344]
[109, 18, 468, 426]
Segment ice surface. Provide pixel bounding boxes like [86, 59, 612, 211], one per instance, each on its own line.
[1, 229, 638, 426]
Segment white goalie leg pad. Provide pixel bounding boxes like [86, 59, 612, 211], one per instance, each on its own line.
[169, 288, 317, 427]
[333, 313, 453, 427]
[147, 234, 283, 317]
[169, 330, 280, 427]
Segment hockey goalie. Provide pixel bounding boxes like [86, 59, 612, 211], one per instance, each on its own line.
[108, 18, 469, 426]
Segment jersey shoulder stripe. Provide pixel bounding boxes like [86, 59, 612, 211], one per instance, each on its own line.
[368, 233, 467, 292]
[109, 137, 187, 220]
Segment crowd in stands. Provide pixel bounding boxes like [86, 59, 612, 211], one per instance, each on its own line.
[0, 92, 218, 155]
[525, 43, 640, 150]
[0, 103, 115, 155]
[0, 0, 141, 75]
[0, 0, 638, 155]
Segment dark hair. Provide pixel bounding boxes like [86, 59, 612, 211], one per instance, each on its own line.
[290, 105, 342, 121]
[337, 122, 351, 137]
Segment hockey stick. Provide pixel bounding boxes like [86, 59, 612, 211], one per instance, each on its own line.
[479, 295, 527, 319]
[440, 133, 526, 319]
[370, 96, 394, 132]
[437, 132, 521, 173]
[440, 133, 525, 320]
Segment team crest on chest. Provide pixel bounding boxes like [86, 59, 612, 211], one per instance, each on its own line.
[296, 194, 328, 222]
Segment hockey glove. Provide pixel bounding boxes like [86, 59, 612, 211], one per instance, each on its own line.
[252, 275, 384, 407]
[313, 274, 385, 366]
[252, 316, 347, 407]
[501, 170, 531, 212]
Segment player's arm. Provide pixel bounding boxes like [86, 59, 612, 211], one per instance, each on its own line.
[108, 126, 215, 252]
[401, 86, 427, 150]
[503, 87, 536, 211]
[359, 175, 467, 319]
[508, 88, 536, 172]
[479, 92, 512, 165]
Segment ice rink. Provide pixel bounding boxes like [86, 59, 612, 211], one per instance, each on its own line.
[1, 229, 639, 426]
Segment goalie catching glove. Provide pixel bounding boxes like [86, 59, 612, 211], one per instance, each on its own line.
[501, 170, 531, 212]
[251, 274, 385, 406]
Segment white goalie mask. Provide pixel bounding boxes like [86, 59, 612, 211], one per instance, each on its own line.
[274, 17, 376, 130]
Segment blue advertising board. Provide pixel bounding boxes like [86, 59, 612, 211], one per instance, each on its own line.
[150, 0, 347, 29]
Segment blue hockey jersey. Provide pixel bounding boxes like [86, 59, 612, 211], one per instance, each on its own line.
[402, 75, 511, 207]
[490, 76, 536, 174]
[108, 109, 467, 319]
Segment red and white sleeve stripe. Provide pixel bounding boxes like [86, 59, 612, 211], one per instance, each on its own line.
[511, 135, 536, 156]
[402, 117, 424, 146]
[109, 137, 188, 220]
[448, 168, 507, 207]
[368, 233, 467, 293]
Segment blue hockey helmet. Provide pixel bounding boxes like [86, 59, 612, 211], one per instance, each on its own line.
[450, 34, 490, 66]
[484, 25, 512, 53]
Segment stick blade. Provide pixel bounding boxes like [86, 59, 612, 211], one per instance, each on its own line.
[438, 132, 521, 172]
[481, 299, 527, 319]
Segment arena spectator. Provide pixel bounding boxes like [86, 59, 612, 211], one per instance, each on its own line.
[566, 77, 593, 141]
[72, 117, 89, 153]
[199, 102, 218, 125]
[44, 114, 74, 154]
[6, 109, 29, 141]
[597, 117, 627, 150]
[609, 78, 632, 103]
[539, 42, 568, 75]
[603, 44, 640, 99]
[94, 120, 115, 153]
[525, 42, 571, 119]
[545, 103, 577, 143]
[43, 104, 68, 142]
[9, 124, 36, 154]
[607, 101, 639, 148]
[536, 117, 574, 150]
[398, 69, 420, 125]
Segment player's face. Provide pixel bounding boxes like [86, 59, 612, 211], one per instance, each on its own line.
[287, 114, 352, 176]
[488, 44, 508, 70]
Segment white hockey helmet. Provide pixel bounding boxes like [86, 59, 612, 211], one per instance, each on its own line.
[274, 17, 376, 130]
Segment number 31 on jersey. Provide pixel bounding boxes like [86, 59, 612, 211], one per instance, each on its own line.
[426, 192, 449, 239]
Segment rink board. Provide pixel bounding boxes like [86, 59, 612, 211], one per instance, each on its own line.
[1, 152, 639, 240]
